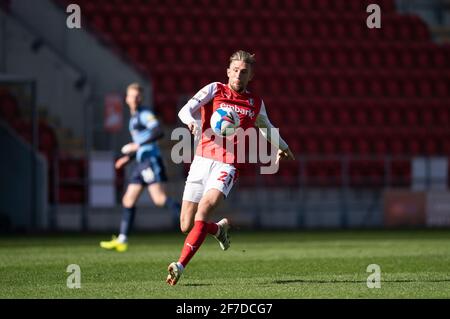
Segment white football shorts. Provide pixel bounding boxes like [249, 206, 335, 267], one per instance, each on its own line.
[182, 155, 237, 203]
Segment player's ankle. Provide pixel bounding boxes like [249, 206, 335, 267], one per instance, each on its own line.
[117, 234, 127, 243]
[176, 262, 185, 271]
[214, 223, 221, 237]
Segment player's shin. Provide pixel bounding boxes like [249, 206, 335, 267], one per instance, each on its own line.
[178, 220, 208, 267]
[119, 206, 136, 242]
[206, 221, 219, 236]
[164, 197, 181, 227]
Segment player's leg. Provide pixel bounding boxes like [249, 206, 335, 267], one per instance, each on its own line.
[167, 189, 224, 286]
[147, 182, 181, 228]
[147, 156, 181, 227]
[179, 200, 198, 233]
[167, 156, 231, 285]
[119, 183, 143, 241]
[178, 188, 224, 262]
[165, 199, 198, 285]
[100, 183, 143, 251]
[201, 162, 236, 250]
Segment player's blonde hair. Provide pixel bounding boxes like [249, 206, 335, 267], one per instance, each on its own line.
[229, 50, 256, 66]
[127, 82, 143, 93]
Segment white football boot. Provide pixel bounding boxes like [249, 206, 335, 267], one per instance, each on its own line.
[166, 262, 184, 286]
[215, 218, 231, 251]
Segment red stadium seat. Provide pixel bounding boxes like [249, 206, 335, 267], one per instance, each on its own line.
[387, 109, 402, 126]
[126, 45, 141, 63]
[425, 139, 439, 155]
[319, 78, 334, 96]
[368, 48, 384, 68]
[435, 79, 449, 98]
[337, 109, 352, 126]
[320, 108, 335, 126]
[418, 79, 434, 98]
[405, 109, 419, 127]
[432, 49, 447, 68]
[403, 79, 417, 97]
[386, 78, 401, 97]
[390, 160, 411, 187]
[110, 15, 124, 34]
[127, 16, 142, 33]
[390, 138, 406, 156]
[353, 79, 367, 97]
[437, 109, 450, 126]
[370, 78, 385, 97]
[384, 49, 398, 69]
[145, 18, 160, 34]
[90, 14, 107, 33]
[0, 93, 19, 122]
[408, 139, 423, 156]
[303, 108, 317, 125]
[374, 139, 387, 156]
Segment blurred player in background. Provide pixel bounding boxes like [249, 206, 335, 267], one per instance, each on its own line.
[166, 50, 295, 285]
[100, 83, 181, 252]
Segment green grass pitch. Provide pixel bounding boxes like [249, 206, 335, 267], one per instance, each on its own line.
[0, 230, 449, 298]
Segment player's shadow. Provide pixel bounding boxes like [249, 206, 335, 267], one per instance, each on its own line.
[273, 279, 450, 284]
[184, 283, 213, 287]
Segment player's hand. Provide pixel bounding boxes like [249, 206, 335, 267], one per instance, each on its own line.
[121, 143, 139, 155]
[115, 156, 130, 170]
[276, 148, 295, 165]
[188, 121, 199, 136]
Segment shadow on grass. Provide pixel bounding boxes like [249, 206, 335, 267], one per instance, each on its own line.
[183, 283, 213, 287]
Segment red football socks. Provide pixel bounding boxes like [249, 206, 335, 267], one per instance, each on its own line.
[178, 221, 218, 267]
[206, 221, 219, 236]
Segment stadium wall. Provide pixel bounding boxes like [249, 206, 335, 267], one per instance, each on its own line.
[0, 8, 87, 138]
[0, 121, 48, 231]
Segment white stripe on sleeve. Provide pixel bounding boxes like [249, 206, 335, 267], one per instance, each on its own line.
[178, 82, 218, 125]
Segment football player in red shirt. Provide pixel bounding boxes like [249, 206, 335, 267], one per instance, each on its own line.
[167, 50, 294, 285]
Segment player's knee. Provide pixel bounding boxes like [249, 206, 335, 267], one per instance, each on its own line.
[197, 199, 216, 216]
[180, 219, 193, 234]
[150, 186, 167, 207]
[122, 196, 134, 208]
[179, 210, 194, 233]
[153, 196, 165, 207]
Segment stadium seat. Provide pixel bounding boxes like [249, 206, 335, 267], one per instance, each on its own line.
[390, 160, 411, 187]
[110, 15, 125, 34]
[374, 138, 388, 156]
[405, 109, 419, 127]
[390, 138, 406, 156]
[0, 93, 19, 122]
[127, 16, 142, 33]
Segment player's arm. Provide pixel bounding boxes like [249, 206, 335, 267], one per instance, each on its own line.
[121, 111, 163, 154]
[178, 82, 217, 135]
[255, 101, 295, 163]
[140, 110, 164, 144]
[115, 154, 133, 169]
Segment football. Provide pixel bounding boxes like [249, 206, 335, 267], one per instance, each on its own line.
[210, 107, 240, 136]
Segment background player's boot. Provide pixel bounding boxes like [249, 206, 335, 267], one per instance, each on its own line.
[166, 262, 183, 286]
[214, 218, 230, 250]
[100, 235, 128, 252]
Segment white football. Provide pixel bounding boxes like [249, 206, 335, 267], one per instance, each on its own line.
[210, 107, 240, 136]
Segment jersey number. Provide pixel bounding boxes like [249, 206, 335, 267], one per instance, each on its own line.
[217, 171, 234, 188]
